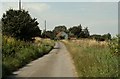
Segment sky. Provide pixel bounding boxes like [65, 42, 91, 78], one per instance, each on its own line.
[0, 0, 119, 36]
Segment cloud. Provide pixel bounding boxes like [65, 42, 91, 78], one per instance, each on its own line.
[0, 2, 118, 36]
[1, 0, 119, 2]
[1, 2, 50, 13]
[22, 3, 50, 13]
[0, 2, 50, 19]
[2, 2, 18, 10]
[0, 2, 18, 18]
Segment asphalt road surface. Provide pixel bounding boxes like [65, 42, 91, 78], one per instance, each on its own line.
[9, 42, 77, 78]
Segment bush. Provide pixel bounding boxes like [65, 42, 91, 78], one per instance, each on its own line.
[108, 35, 119, 56]
[2, 36, 54, 77]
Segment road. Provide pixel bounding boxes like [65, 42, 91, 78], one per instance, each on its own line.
[9, 42, 77, 78]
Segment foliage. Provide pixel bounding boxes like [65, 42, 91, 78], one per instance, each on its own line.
[90, 33, 111, 41]
[102, 33, 111, 40]
[90, 34, 103, 41]
[42, 30, 54, 40]
[1, 9, 41, 40]
[79, 27, 90, 38]
[51, 24, 90, 39]
[68, 24, 90, 38]
[68, 24, 82, 38]
[63, 40, 118, 77]
[53, 25, 67, 35]
[2, 36, 54, 77]
[108, 35, 119, 56]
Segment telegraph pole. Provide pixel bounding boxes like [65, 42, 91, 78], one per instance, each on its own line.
[19, 0, 21, 10]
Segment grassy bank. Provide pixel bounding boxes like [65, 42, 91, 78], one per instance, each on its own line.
[63, 39, 119, 77]
[2, 36, 54, 77]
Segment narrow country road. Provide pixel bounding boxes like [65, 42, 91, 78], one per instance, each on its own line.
[9, 42, 77, 78]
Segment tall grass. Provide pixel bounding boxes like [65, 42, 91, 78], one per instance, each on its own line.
[63, 39, 119, 77]
[2, 36, 54, 77]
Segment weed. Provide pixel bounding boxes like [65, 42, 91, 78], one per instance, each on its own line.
[63, 39, 119, 77]
[2, 36, 54, 77]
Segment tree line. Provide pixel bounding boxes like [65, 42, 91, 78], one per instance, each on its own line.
[42, 25, 111, 41]
[42, 25, 90, 39]
[1, 9, 111, 41]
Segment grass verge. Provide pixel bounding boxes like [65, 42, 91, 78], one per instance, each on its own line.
[63, 39, 119, 77]
[2, 36, 54, 77]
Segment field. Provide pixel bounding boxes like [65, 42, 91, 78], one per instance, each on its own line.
[63, 38, 119, 77]
[2, 36, 54, 77]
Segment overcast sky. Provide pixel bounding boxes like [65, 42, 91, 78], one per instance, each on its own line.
[0, 0, 119, 36]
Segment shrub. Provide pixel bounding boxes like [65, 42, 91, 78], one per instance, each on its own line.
[2, 35, 54, 77]
[108, 35, 119, 56]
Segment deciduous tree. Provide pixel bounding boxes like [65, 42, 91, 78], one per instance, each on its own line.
[2, 9, 41, 40]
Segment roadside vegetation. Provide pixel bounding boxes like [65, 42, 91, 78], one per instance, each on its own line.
[1, 9, 55, 77]
[2, 36, 54, 77]
[63, 36, 119, 77]
[1, 6, 119, 78]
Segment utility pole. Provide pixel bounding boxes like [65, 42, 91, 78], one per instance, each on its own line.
[19, 0, 21, 10]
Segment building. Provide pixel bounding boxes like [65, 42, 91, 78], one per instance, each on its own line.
[56, 31, 68, 40]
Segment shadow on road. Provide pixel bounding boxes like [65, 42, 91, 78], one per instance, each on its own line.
[53, 47, 60, 49]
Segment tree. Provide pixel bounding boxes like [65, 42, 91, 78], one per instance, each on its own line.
[90, 34, 104, 41]
[79, 27, 90, 38]
[42, 30, 54, 39]
[53, 25, 67, 36]
[2, 9, 41, 40]
[102, 33, 111, 40]
[68, 24, 82, 38]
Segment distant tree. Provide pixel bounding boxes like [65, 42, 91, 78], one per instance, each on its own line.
[68, 24, 82, 38]
[90, 33, 111, 41]
[42, 30, 54, 39]
[79, 27, 90, 38]
[90, 34, 106, 41]
[90, 33, 112, 41]
[83, 27, 90, 38]
[79, 31, 85, 38]
[102, 33, 111, 40]
[53, 25, 67, 35]
[1, 9, 41, 40]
